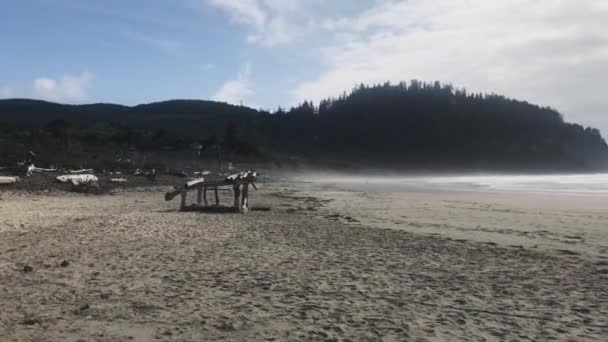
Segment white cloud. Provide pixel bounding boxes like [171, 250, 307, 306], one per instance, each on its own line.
[258, 16, 297, 46]
[262, 0, 300, 13]
[207, 0, 267, 29]
[33, 72, 93, 102]
[213, 63, 254, 105]
[203, 0, 308, 46]
[291, 0, 608, 134]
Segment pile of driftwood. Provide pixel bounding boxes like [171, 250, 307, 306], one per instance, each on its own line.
[165, 171, 258, 213]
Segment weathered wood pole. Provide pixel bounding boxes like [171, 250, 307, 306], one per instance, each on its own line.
[214, 186, 219, 206]
[203, 187, 208, 206]
[241, 183, 249, 211]
[180, 191, 187, 211]
[233, 184, 241, 212]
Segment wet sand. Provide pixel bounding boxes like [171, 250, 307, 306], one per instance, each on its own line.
[284, 179, 608, 258]
[1, 183, 607, 341]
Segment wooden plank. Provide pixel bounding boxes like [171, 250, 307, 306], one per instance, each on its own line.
[186, 178, 206, 189]
[205, 179, 233, 187]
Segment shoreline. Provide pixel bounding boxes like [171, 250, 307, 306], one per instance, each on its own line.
[275, 178, 608, 260]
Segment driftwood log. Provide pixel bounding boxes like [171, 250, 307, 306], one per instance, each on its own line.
[56, 174, 99, 184]
[164, 178, 206, 202]
[165, 171, 258, 212]
[69, 169, 94, 174]
[0, 176, 19, 185]
[26, 164, 58, 177]
[56, 174, 99, 192]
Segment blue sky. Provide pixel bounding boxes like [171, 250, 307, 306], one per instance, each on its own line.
[1, 0, 607, 134]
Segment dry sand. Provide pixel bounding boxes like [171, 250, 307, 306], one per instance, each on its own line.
[1, 182, 607, 341]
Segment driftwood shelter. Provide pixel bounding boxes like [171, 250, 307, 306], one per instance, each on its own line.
[165, 171, 258, 213]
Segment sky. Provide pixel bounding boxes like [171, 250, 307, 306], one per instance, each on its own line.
[1, 0, 607, 134]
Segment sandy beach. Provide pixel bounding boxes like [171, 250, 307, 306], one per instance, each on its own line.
[1, 180, 607, 341]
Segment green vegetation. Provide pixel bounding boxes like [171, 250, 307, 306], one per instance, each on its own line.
[1, 81, 607, 171]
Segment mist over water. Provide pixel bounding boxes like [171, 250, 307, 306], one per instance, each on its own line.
[299, 173, 608, 195]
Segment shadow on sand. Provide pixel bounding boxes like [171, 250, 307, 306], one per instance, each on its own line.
[158, 205, 271, 214]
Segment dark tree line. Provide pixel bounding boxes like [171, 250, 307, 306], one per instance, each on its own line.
[268, 81, 608, 170]
[1, 80, 607, 171]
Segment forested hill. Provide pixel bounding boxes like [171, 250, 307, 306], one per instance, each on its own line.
[1, 81, 607, 171]
[0, 98, 263, 127]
